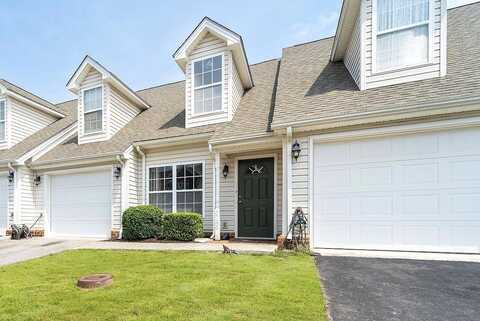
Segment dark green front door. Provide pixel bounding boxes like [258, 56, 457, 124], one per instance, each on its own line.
[238, 158, 275, 238]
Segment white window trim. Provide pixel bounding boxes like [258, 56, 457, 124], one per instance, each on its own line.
[190, 53, 225, 117]
[82, 85, 104, 135]
[371, 0, 435, 74]
[147, 161, 206, 217]
[0, 99, 6, 143]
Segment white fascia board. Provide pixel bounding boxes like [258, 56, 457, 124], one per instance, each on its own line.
[67, 56, 149, 109]
[133, 132, 212, 149]
[17, 122, 78, 164]
[330, 0, 360, 62]
[271, 97, 480, 131]
[31, 153, 121, 171]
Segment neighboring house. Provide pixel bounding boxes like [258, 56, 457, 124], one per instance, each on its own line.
[0, 0, 479, 253]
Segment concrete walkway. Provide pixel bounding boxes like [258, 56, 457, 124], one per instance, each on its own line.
[0, 237, 277, 267]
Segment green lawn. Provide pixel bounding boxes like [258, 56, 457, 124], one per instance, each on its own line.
[0, 250, 327, 321]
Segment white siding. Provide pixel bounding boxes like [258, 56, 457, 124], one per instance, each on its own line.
[230, 59, 244, 119]
[185, 33, 233, 128]
[18, 167, 44, 229]
[364, 0, 443, 89]
[0, 97, 56, 150]
[107, 84, 141, 138]
[344, 15, 362, 88]
[125, 147, 141, 208]
[145, 146, 214, 231]
[112, 165, 122, 230]
[291, 137, 310, 219]
[0, 95, 7, 150]
[78, 69, 109, 144]
[7, 174, 14, 226]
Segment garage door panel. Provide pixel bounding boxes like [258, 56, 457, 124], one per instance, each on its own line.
[50, 171, 111, 238]
[52, 188, 111, 205]
[313, 127, 480, 253]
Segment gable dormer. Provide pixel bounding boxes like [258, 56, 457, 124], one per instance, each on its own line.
[0, 79, 64, 150]
[67, 56, 149, 144]
[332, 0, 447, 90]
[173, 17, 253, 128]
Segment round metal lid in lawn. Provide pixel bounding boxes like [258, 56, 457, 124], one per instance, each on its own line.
[77, 274, 113, 289]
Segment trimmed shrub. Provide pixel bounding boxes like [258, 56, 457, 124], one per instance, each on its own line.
[122, 205, 163, 241]
[162, 212, 204, 241]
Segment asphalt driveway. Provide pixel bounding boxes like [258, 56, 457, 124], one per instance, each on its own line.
[316, 256, 480, 321]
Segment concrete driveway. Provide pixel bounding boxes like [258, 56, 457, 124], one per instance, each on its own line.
[0, 238, 96, 266]
[316, 256, 480, 321]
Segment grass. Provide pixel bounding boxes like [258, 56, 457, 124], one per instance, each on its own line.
[0, 250, 327, 321]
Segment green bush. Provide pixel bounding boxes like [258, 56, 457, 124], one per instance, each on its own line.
[122, 205, 164, 241]
[162, 212, 204, 241]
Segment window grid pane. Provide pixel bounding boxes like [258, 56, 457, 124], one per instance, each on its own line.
[149, 164, 202, 216]
[84, 87, 102, 112]
[0, 101, 5, 141]
[0, 101, 5, 121]
[378, 0, 429, 32]
[0, 122, 5, 141]
[377, 24, 428, 71]
[84, 110, 103, 133]
[376, 0, 429, 71]
[193, 55, 222, 114]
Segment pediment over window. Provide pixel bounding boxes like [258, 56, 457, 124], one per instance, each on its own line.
[173, 17, 254, 90]
[67, 55, 149, 110]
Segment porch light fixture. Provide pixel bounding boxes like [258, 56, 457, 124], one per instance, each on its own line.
[114, 166, 122, 179]
[222, 163, 229, 178]
[34, 175, 41, 186]
[8, 170, 14, 183]
[292, 140, 301, 161]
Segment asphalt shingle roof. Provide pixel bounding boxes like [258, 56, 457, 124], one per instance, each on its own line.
[2, 3, 479, 164]
[273, 3, 480, 128]
[35, 59, 278, 163]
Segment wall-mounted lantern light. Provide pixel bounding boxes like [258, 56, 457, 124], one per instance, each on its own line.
[8, 170, 14, 183]
[292, 140, 301, 161]
[114, 166, 122, 179]
[222, 163, 229, 178]
[34, 175, 41, 186]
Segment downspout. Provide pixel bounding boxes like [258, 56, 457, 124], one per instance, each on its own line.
[135, 146, 146, 205]
[7, 162, 18, 225]
[286, 127, 293, 238]
[116, 154, 127, 239]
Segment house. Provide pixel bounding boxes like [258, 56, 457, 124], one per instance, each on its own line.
[1, 0, 479, 253]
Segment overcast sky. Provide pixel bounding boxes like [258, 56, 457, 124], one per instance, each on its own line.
[0, 0, 478, 103]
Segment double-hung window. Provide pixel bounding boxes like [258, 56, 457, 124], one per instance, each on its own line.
[0, 100, 5, 142]
[193, 55, 222, 114]
[83, 86, 103, 133]
[376, 0, 430, 71]
[149, 163, 203, 215]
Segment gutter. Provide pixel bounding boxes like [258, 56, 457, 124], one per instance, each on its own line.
[133, 132, 212, 148]
[271, 96, 480, 131]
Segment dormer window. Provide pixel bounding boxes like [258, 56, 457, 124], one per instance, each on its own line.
[375, 0, 430, 72]
[0, 100, 5, 141]
[83, 86, 103, 134]
[193, 55, 223, 114]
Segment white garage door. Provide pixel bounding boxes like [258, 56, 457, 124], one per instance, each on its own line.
[313, 127, 480, 253]
[50, 170, 111, 238]
[0, 176, 8, 235]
